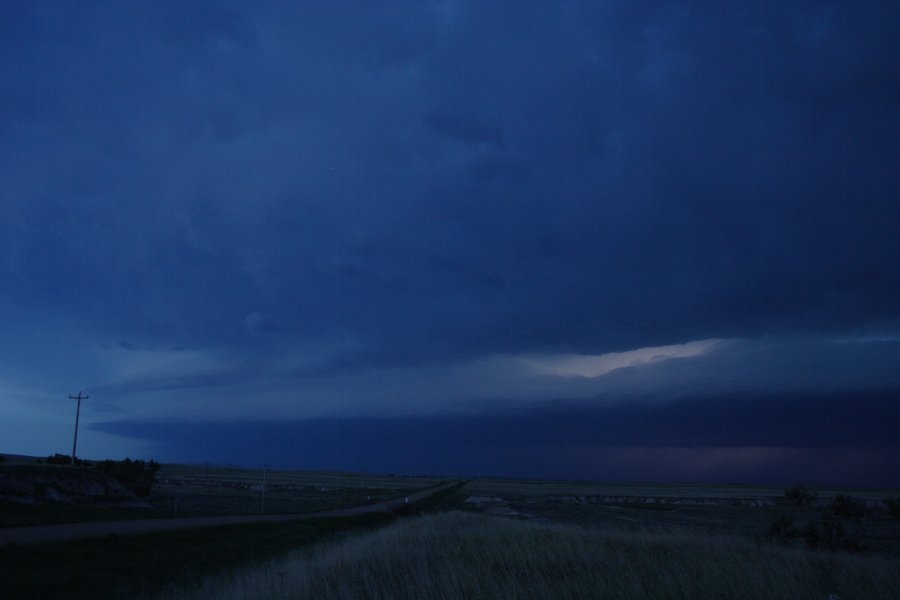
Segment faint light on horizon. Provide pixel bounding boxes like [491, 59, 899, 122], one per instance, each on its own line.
[520, 339, 723, 378]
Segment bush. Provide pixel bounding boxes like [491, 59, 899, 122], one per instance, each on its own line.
[95, 458, 160, 497]
[804, 517, 866, 553]
[882, 497, 900, 519]
[783, 484, 817, 507]
[830, 495, 868, 520]
[46, 453, 74, 465]
[768, 516, 798, 543]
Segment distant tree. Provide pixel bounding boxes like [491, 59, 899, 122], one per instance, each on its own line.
[783, 484, 817, 507]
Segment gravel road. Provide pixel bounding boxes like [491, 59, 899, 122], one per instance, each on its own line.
[0, 481, 458, 546]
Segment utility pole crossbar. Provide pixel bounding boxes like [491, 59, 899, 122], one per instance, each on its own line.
[69, 391, 88, 465]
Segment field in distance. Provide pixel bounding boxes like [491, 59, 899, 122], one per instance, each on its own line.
[447, 477, 900, 557]
[0, 453, 448, 527]
[150, 462, 447, 515]
[460, 477, 899, 501]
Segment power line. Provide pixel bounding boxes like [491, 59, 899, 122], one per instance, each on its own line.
[0, 381, 57, 400]
[90, 397, 150, 425]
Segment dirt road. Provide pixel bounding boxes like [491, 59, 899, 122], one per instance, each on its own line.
[0, 481, 458, 546]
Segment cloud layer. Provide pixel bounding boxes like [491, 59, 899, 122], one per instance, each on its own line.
[2, 2, 898, 482]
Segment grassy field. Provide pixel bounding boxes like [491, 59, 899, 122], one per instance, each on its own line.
[152, 511, 900, 600]
[144, 477, 900, 599]
[4, 458, 899, 599]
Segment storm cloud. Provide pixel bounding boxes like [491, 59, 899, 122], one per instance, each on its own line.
[2, 1, 898, 484]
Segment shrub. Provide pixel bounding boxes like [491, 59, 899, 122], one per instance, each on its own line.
[783, 484, 817, 507]
[768, 516, 798, 543]
[46, 453, 73, 465]
[45, 453, 89, 466]
[883, 497, 900, 519]
[804, 517, 866, 553]
[830, 495, 868, 520]
[96, 458, 160, 497]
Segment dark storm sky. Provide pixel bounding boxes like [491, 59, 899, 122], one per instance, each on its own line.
[2, 1, 898, 485]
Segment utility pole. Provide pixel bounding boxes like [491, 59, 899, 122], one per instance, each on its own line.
[69, 391, 88, 465]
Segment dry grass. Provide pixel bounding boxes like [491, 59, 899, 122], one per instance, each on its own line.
[155, 512, 900, 600]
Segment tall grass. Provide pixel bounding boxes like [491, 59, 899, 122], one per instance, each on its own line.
[157, 512, 900, 600]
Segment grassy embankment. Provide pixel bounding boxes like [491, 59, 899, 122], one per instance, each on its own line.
[154, 510, 900, 600]
[1, 513, 393, 600]
[0, 480, 462, 600]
